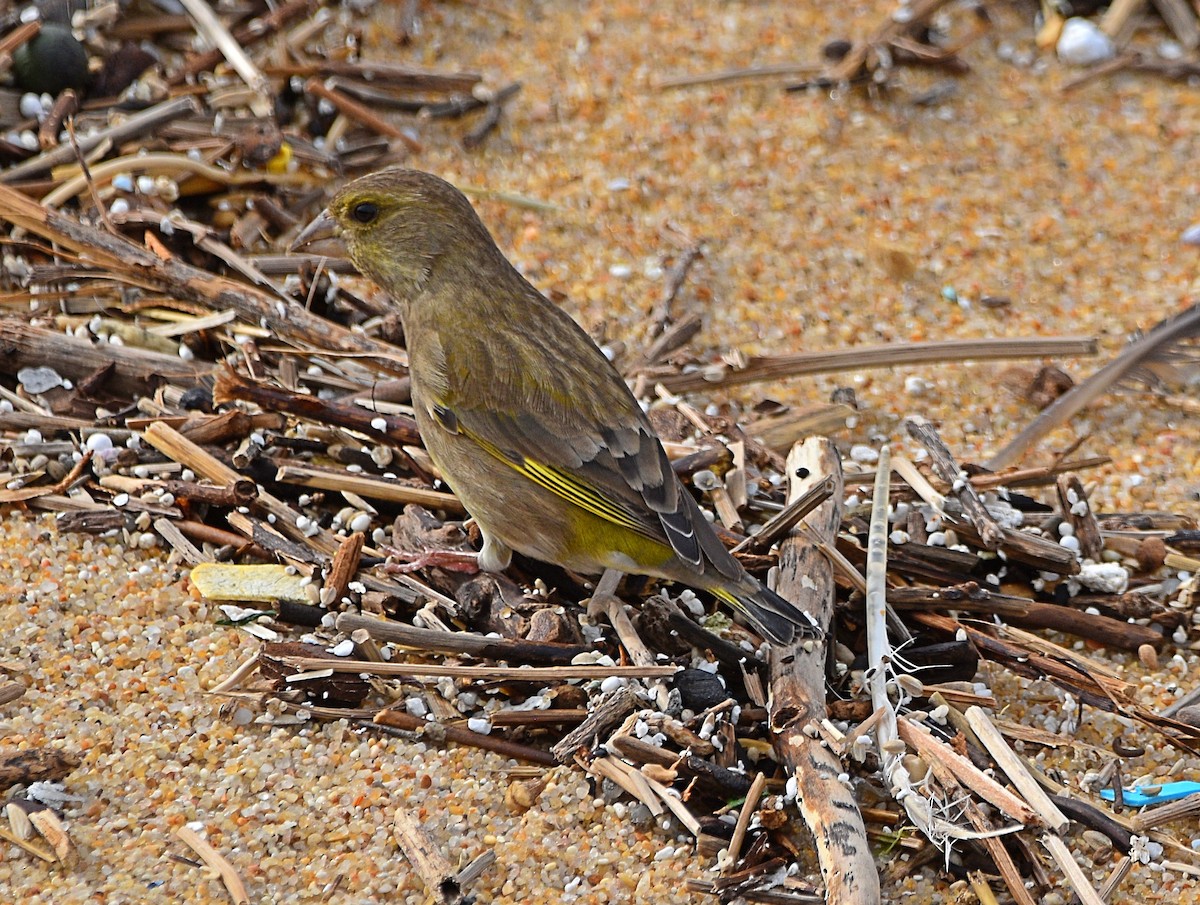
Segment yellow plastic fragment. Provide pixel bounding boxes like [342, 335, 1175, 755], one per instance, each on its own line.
[189, 563, 310, 603]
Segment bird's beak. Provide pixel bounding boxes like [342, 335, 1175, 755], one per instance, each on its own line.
[289, 208, 348, 256]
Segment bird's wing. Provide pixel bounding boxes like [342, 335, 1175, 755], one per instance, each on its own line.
[424, 355, 742, 582]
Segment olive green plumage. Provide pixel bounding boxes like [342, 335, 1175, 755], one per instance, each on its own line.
[293, 168, 819, 644]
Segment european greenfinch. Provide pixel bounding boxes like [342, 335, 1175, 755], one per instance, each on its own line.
[292, 168, 819, 644]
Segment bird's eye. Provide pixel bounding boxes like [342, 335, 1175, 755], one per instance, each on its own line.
[351, 201, 378, 224]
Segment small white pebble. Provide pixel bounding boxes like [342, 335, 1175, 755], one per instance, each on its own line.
[849, 445, 879, 464]
[329, 639, 355, 657]
[1078, 562, 1129, 595]
[19, 93, 43, 120]
[85, 433, 113, 453]
[1057, 18, 1115, 66]
[466, 717, 492, 735]
[904, 375, 932, 395]
[599, 676, 627, 694]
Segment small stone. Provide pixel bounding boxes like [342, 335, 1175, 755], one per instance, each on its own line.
[1056, 18, 1115, 66]
[1175, 704, 1200, 730]
[1138, 644, 1158, 669]
[17, 366, 64, 394]
[674, 668, 727, 711]
[12, 24, 89, 95]
[1136, 536, 1166, 572]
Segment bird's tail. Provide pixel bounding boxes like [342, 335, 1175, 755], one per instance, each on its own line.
[712, 582, 823, 645]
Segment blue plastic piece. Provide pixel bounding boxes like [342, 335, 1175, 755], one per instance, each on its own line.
[1099, 781, 1200, 807]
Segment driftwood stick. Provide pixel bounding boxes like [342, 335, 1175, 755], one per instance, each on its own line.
[176, 0, 272, 114]
[551, 685, 640, 763]
[988, 301, 1200, 469]
[171, 0, 312, 84]
[770, 438, 877, 903]
[373, 710, 557, 766]
[1041, 833, 1107, 905]
[334, 613, 587, 663]
[143, 421, 344, 556]
[212, 368, 420, 444]
[273, 462, 464, 514]
[589, 569, 658, 667]
[0, 320, 212, 396]
[1056, 475, 1104, 561]
[394, 808, 493, 905]
[175, 826, 249, 905]
[303, 77, 423, 152]
[0, 185, 407, 371]
[286, 658, 675, 681]
[0, 95, 200, 183]
[906, 417, 1003, 550]
[1008, 601, 1162, 652]
[896, 719, 1038, 826]
[0, 748, 80, 789]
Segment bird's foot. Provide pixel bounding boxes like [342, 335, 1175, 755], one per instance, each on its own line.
[383, 547, 482, 574]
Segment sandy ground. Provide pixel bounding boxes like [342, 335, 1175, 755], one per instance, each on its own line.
[4, 1, 1200, 902]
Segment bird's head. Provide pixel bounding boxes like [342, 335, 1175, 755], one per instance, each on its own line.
[291, 168, 498, 299]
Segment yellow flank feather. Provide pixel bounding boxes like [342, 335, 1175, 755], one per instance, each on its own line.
[465, 424, 648, 533]
[518, 459, 646, 532]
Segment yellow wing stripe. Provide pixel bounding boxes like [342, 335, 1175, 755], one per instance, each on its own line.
[464, 427, 648, 533]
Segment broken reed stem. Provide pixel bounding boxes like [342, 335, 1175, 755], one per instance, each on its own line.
[274, 462, 464, 514]
[393, 809, 492, 905]
[1130, 791, 1200, 832]
[655, 336, 1098, 392]
[864, 448, 902, 763]
[284, 658, 678, 680]
[1, 95, 200, 183]
[143, 421, 344, 556]
[724, 772, 767, 870]
[963, 707, 1070, 835]
[175, 825, 250, 905]
[895, 719, 1037, 826]
[730, 475, 835, 554]
[906, 417, 1003, 550]
[1041, 833, 1107, 905]
[176, 0, 272, 115]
